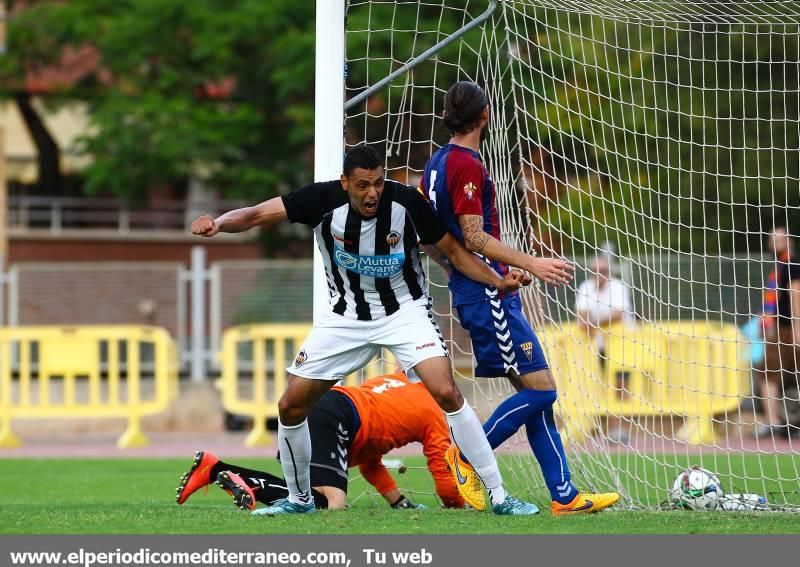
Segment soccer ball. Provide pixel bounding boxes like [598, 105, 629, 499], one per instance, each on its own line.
[669, 466, 723, 510]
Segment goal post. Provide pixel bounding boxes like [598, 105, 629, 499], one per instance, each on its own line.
[313, 0, 346, 325]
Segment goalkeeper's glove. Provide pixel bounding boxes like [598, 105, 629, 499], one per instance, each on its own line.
[391, 495, 426, 509]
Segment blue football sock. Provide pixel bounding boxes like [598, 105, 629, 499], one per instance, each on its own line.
[482, 389, 557, 449]
[458, 389, 555, 463]
[526, 406, 578, 504]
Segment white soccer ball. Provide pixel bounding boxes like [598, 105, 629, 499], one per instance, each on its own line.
[669, 466, 723, 511]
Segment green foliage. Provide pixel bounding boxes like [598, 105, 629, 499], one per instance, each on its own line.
[346, 1, 800, 255]
[0, 0, 316, 201]
[3, 0, 798, 254]
[516, 8, 800, 255]
[345, 0, 485, 167]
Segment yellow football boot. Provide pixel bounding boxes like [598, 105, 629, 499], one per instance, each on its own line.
[551, 492, 620, 515]
[444, 446, 486, 511]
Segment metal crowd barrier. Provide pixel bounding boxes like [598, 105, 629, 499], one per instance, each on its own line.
[0, 325, 178, 448]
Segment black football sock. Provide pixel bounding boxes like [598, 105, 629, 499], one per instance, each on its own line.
[215, 462, 330, 509]
[209, 461, 227, 482]
[213, 462, 273, 489]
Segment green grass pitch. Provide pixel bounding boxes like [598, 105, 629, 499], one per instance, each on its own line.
[2, 455, 800, 534]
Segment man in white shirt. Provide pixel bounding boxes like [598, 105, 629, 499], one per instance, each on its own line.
[575, 255, 635, 354]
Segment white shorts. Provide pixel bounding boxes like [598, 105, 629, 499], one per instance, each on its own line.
[288, 299, 448, 381]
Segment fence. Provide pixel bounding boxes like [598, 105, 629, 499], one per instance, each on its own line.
[0, 325, 178, 448]
[540, 321, 750, 445]
[0, 251, 775, 381]
[7, 195, 249, 234]
[219, 323, 397, 446]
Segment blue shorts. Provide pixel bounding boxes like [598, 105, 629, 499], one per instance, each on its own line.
[456, 293, 548, 378]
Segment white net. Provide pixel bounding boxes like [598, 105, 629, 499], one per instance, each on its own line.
[344, 0, 800, 510]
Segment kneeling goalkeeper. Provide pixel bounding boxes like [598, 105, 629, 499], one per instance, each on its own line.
[176, 372, 464, 511]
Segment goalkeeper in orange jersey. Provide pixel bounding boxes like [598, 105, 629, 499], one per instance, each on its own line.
[176, 372, 465, 511]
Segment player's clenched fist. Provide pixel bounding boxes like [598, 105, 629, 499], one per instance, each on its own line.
[191, 215, 219, 237]
[526, 257, 575, 286]
[500, 269, 532, 292]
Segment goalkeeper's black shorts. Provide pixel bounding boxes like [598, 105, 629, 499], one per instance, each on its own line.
[276, 389, 361, 492]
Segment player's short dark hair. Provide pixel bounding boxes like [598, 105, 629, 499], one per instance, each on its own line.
[343, 144, 383, 176]
[442, 81, 489, 135]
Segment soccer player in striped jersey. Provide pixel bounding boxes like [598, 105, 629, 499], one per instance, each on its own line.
[421, 81, 620, 515]
[191, 145, 538, 515]
[176, 372, 464, 511]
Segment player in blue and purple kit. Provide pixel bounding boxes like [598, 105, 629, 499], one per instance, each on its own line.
[421, 81, 619, 514]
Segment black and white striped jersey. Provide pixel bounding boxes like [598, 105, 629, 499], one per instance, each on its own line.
[282, 179, 447, 320]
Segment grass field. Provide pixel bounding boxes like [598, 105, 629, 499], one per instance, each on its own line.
[2, 455, 800, 534]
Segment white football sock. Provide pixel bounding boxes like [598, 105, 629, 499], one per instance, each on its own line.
[278, 419, 313, 505]
[445, 401, 507, 505]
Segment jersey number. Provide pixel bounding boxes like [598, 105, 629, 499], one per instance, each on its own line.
[427, 170, 438, 213]
[371, 378, 406, 394]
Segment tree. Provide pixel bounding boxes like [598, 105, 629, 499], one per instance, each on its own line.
[513, 5, 800, 255]
[0, 0, 317, 201]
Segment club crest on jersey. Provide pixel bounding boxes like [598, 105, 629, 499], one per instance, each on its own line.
[520, 341, 533, 362]
[386, 230, 401, 248]
[463, 182, 477, 200]
[294, 350, 307, 367]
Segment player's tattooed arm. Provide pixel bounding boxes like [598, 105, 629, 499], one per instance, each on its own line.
[457, 214, 575, 286]
[461, 215, 490, 252]
[191, 197, 288, 236]
[433, 233, 526, 293]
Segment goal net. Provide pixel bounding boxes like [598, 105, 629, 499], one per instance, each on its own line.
[343, 0, 800, 510]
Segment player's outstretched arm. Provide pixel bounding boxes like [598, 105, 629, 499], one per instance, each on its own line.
[433, 233, 528, 293]
[458, 214, 574, 286]
[191, 197, 288, 237]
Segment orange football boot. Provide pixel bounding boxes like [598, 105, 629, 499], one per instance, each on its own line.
[176, 450, 220, 505]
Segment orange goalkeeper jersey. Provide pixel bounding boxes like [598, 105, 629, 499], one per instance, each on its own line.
[333, 373, 464, 508]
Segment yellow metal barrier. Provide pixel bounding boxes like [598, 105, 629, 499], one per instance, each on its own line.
[220, 324, 396, 447]
[539, 321, 750, 445]
[220, 320, 748, 447]
[0, 325, 178, 449]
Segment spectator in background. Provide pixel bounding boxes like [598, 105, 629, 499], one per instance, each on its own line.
[754, 227, 800, 439]
[575, 255, 635, 360]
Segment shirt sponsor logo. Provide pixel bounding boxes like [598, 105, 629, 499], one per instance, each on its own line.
[520, 341, 533, 362]
[333, 247, 405, 278]
[463, 182, 477, 200]
[386, 230, 401, 248]
[294, 350, 307, 367]
[416, 342, 436, 351]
